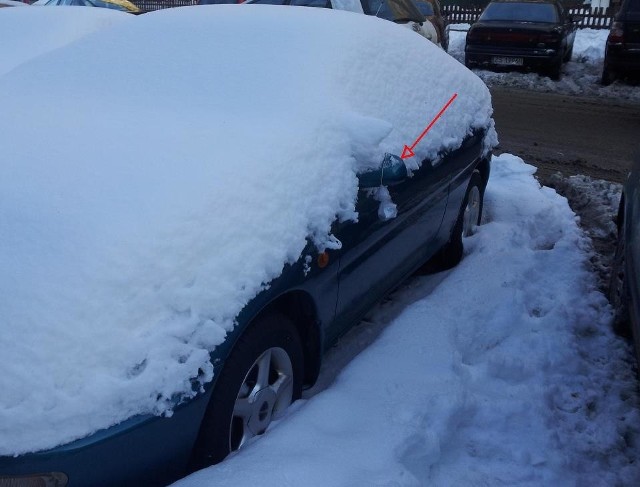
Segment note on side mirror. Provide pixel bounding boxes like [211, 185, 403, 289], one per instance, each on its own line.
[358, 154, 408, 189]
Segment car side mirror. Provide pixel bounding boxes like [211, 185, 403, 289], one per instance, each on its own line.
[358, 154, 408, 189]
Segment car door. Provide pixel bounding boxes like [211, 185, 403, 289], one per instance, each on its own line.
[326, 154, 450, 343]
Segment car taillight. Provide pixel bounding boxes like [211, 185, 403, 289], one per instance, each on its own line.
[539, 33, 559, 44]
[608, 21, 624, 44]
[466, 29, 482, 42]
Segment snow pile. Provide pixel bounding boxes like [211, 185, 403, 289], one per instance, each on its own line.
[449, 26, 640, 101]
[573, 27, 607, 64]
[0, 5, 495, 454]
[0, 7, 131, 77]
[175, 154, 640, 486]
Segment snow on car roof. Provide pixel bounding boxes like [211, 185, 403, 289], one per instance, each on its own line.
[0, 6, 132, 78]
[0, 5, 495, 454]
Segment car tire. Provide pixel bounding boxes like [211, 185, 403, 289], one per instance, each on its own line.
[548, 60, 562, 81]
[609, 224, 631, 337]
[190, 313, 303, 469]
[563, 44, 573, 63]
[464, 55, 474, 69]
[601, 64, 615, 86]
[424, 170, 484, 272]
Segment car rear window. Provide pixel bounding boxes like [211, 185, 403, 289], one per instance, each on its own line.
[479, 2, 559, 23]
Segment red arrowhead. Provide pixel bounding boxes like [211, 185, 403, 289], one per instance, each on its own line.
[401, 145, 415, 159]
[400, 93, 458, 161]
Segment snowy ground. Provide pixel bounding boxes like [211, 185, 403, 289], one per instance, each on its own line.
[449, 25, 640, 102]
[546, 173, 622, 292]
[175, 154, 640, 487]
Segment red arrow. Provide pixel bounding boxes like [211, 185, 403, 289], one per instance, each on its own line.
[401, 93, 458, 160]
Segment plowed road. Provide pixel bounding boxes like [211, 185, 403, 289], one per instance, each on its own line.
[490, 87, 640, 183]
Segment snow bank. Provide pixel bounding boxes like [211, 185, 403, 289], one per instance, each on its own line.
[175, 154, 640, 486]
[0, 7, 131, 77]
[0, 5, 495, 454]
[449, 26, 640, 101]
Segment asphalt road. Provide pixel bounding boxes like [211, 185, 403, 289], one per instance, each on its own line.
[490, 87, 640, 184]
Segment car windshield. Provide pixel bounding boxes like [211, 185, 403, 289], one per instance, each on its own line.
[362, 0, 422, 21]
[479, 2, 559, 23]
[414, 0, 434, 16]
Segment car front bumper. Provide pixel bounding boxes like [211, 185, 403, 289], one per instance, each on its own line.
[465, 45, 562, 71]
[0, 382, 216, 487]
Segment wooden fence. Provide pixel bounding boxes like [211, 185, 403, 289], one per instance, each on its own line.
[443, 5, 615, 29]
[132, 0, 193, 12]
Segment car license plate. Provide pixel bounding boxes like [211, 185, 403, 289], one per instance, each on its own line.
[492, 56, 524, 66]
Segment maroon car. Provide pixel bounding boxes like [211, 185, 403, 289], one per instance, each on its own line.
[464, 0, 579, 80]
[602, 0, 640, 85]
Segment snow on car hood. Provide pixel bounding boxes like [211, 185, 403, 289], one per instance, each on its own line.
[0, 6, 132, 78]
[0, 5, 496, 455]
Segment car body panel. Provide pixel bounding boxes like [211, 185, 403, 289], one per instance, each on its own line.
[619, 154, 640, 364]
[0, 383, 216, 487]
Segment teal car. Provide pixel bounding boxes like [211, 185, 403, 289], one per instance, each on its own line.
[0, 6, 494, 487]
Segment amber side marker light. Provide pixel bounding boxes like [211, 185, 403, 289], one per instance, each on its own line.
[317, 252, 329, 268]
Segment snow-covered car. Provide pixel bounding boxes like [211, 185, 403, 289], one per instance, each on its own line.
[601, 0, 640, 85]
[0, 5, 496, 486]
[0, 6, 131, 78]
[465, 0, 580, 80]
[33, 0, 140, 13]
[244, 0, 441, 47]
[610, 153, 640, 364]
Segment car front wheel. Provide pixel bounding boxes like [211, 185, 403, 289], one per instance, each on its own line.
[190, 313, 303, 469]
[548, 59, 562, 81]
[601, 64, 615, 86]
[609, 223, 631, 337]
[425, 169, 484, 271]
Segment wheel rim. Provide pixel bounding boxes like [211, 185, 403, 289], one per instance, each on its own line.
[229, 347, 294, 452]
[462, 185, 481, 238]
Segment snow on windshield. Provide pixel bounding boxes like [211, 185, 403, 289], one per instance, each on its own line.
[0, 5, 495, 455]
[0, 7, 132, 78]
